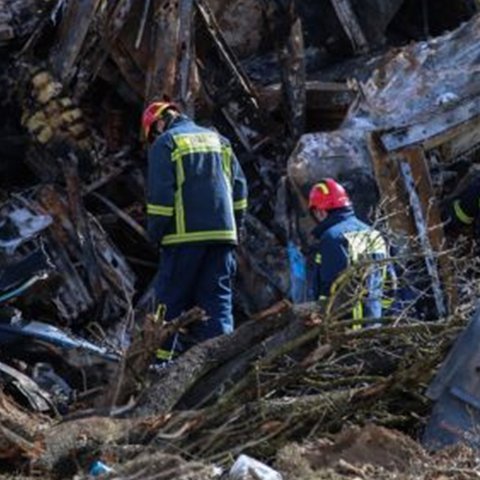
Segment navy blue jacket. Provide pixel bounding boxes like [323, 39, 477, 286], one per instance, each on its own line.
[311, 208, 388, 320]
[147, 116, 248, 246]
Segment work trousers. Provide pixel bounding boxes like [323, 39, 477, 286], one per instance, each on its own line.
[154, 244, 236, 351]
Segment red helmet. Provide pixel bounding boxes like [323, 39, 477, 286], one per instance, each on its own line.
[141, 101, 178, 139]
[308, 178, 351, 211]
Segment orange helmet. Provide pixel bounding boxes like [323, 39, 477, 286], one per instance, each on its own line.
[309, 178, 351, 211]
[141, 101, 178, 139]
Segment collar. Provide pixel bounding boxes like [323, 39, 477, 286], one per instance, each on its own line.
[164, 114, 192, 131]
[312, 207, 355, 239]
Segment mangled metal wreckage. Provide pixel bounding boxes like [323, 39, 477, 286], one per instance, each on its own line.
[0, 0, 480, 454]
[0, 185, 133, 412]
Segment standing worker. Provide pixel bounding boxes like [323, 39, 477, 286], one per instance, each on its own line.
[142, 101, 248, 359]
[308, 178, 389, 327]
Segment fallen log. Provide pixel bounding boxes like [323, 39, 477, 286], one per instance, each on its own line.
[0, 390, 49, 464]
[104, 307, 208, 407]
[133, 300, 296, 416]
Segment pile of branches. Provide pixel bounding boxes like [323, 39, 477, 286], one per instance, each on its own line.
[0, 299, 470, 478]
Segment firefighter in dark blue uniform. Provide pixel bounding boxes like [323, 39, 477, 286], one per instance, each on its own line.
[142, 102, 248, 358]
[308, 179, 389, 328]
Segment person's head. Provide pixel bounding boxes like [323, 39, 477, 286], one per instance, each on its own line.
[308, 178, 351, 223]
[142, 101, 180, 143]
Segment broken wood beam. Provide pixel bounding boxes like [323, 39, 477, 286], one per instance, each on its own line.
[277, 1, 306, 143]
[133, 301, 295, 416]
[329, 0, 369, 53]
[195, 0, 264, 151]
[174, 0, 196, 114]
[50, 0, 103, 82]
[398, 147, 457, 315]
[145, 0, 178, 102]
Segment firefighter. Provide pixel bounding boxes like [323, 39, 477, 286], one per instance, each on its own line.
[308, 178, 389, 327]
[142, 101, 248, 359]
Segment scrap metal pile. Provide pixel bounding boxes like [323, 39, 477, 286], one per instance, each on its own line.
[1, 0, 480, 478]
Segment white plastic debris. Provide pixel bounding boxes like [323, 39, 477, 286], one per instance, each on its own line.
[436, 91, 460, 107]
[229, 455, 283, 480]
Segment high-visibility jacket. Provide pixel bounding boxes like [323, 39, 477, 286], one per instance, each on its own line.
[147, 116, 248, 246]
[311, 208, 389, 324]
[447, 176, 480, 231]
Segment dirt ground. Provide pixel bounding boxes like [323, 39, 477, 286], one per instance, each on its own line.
[276, 425, 480, 480]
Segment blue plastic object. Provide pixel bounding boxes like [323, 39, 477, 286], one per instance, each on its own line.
[89, 460, 114, 477]
[287, 242, 307, 303]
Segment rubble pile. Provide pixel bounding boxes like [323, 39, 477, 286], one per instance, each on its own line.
[1, 0, 480, 478]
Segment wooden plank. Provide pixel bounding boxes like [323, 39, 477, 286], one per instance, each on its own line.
[329, 0, 369, 53]
[145, 0, 179, 102]
[108, 40, 146, 98]
[195, 0, 259, 105]
[174, 0, 196, 114]
[50, 0, 103, 82]
[370, 135, 458, 315]
[74, 0, 137, 97]
[195, 0, 264, 150]
[368, 133, 415, 238]
[380, 97, 480, 152]
[278, 14, 306, 142]
[401, 147, 458, 314]
[107, 0, 136, 41]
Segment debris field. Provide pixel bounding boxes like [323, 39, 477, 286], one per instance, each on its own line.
[1, 1, 480, 479]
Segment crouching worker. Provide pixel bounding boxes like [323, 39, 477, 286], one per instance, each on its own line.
[142, 101, 248, 362]
[308, 179, 390, 329]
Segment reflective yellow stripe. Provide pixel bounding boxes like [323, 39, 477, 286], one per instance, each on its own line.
[234, 198, 248, 210]
[382, 297, 394, 308]
[315, 253, 322, 264]
[352, 302, 363, 320]
[352, 302, 363, 330]
[222, 145, 233, 186]
[174, 145, 222, 156]
[454, 199, 474, 225]
[156, 348, 172, 361]
[316, 182, 329, 194]
[162, 230, 237, 245]
[171, 152, 186, 235]
[147, 204, 174, 216]
[173, 132, 222, 157]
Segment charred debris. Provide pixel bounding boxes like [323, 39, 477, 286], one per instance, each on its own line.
[1, 0, 480, 478]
